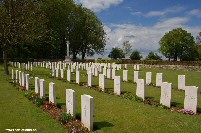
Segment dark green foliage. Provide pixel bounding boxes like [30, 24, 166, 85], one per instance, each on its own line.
[60, 112, 74, 124]
[108, 47, 125, 59]
[130, 50, 142, 60]
[159, 28, 198, 61]
[146, 52, 162, 60]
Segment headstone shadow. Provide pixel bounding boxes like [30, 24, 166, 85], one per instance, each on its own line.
[93, 121, 114, 131]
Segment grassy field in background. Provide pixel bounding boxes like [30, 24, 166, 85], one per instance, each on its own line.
[1, 64, 201, 133]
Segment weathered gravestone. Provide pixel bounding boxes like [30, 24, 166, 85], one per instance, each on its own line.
[136, 79, 146, 101]
[160, 82, 172, 108]
[66, 89, 76, 116]
[81, 94, 94, 131]
[39, 79, 46, 98]
[178, 75, 185, 90]
[156, 73, 163, 87]
[35, 77, 40, 94]
[49, 82, 56, 104]
[114, 76, 122, 95]
[146, 72, 152, 85]
[184, 86, 198, 114]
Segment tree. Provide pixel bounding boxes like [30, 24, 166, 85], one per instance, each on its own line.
[130, 50, 142, 60]
[159, 28, 197, 61]
[122, 40, 132, 56]
[0, 0, 48, 74]
[146, 52, 162, 60]
[67, 5, 106, 59]
[108, 47, 125, 59]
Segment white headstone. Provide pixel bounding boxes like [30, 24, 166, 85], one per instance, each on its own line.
[76, 71, 80, 84]
[114, 76, 122, 95]
[146, 72, 152, 85]
[56, 69, 59, 78]
[81, 94, 94, 131]
[184, 86, 198, 114]
[134, 71, 139, 83]
[40, 79, 46, 98]
[160, 82, 172, 108]
[156, 73, 163, 87]
[106, 69, 111, 79]
[21, 72, 25, 87]
[112, 69, 116, 79]
[52, 69, 56, 77]
[103, 68, 107, 76]
[88, 72, 93, 87]
[178, 75, 185, 90]
[136, 79, 146, 101]
[49, 82, 56, 104]
[60, 69, 64, 79]
[94, 68, 98, 77]
[35, 77, 40, 94]
[12, 69, 14, 80]
[67, 69, 71, 82]
[25, 74, 30, 90]
[15, 70, 18, 83]
[123, 70, 128, 81]
[124, 64, 127, 69]
[99, 74, 105, 91]
[19, 71, 21, 85]
[66, 89, 76, 116]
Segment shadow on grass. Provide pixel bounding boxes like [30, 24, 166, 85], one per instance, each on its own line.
[146, 96, 154, 100]
[171, 102, 182, 107]
[94, 121, 114, 131]
[56, 102, 66, 108]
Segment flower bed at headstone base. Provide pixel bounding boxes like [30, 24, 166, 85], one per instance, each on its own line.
[16, 86, 90, 133]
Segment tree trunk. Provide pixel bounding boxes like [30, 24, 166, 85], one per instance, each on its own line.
[3, 50, 9, 75]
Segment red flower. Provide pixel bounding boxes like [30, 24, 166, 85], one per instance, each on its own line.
[35, 93, 38, 97]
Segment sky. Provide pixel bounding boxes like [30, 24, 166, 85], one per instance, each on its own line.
[75, 0, 201, 59]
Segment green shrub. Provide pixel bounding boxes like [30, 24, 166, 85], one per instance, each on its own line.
[60, 112, 74, 124]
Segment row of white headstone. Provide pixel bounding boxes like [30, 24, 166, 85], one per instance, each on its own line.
[34, 78, 94, 131]
[12, 69, 30, 90]
[12, 69, 94, 131]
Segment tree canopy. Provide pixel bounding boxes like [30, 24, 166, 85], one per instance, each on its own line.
[159, 28, 197, 61]
[146, 52, 162, 60]
[108, 47, 125, 59]
[130, 50, 142, 60]
[0, 0, 106, 74]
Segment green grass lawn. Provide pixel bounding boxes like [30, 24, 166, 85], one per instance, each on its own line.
[1, 64, 201, 133]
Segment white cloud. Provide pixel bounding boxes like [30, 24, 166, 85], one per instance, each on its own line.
[75, 0, 123, 12]
[188, 9, 201, 18]
[132, 6, 185, 17]
[101, 17, 201, 58]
